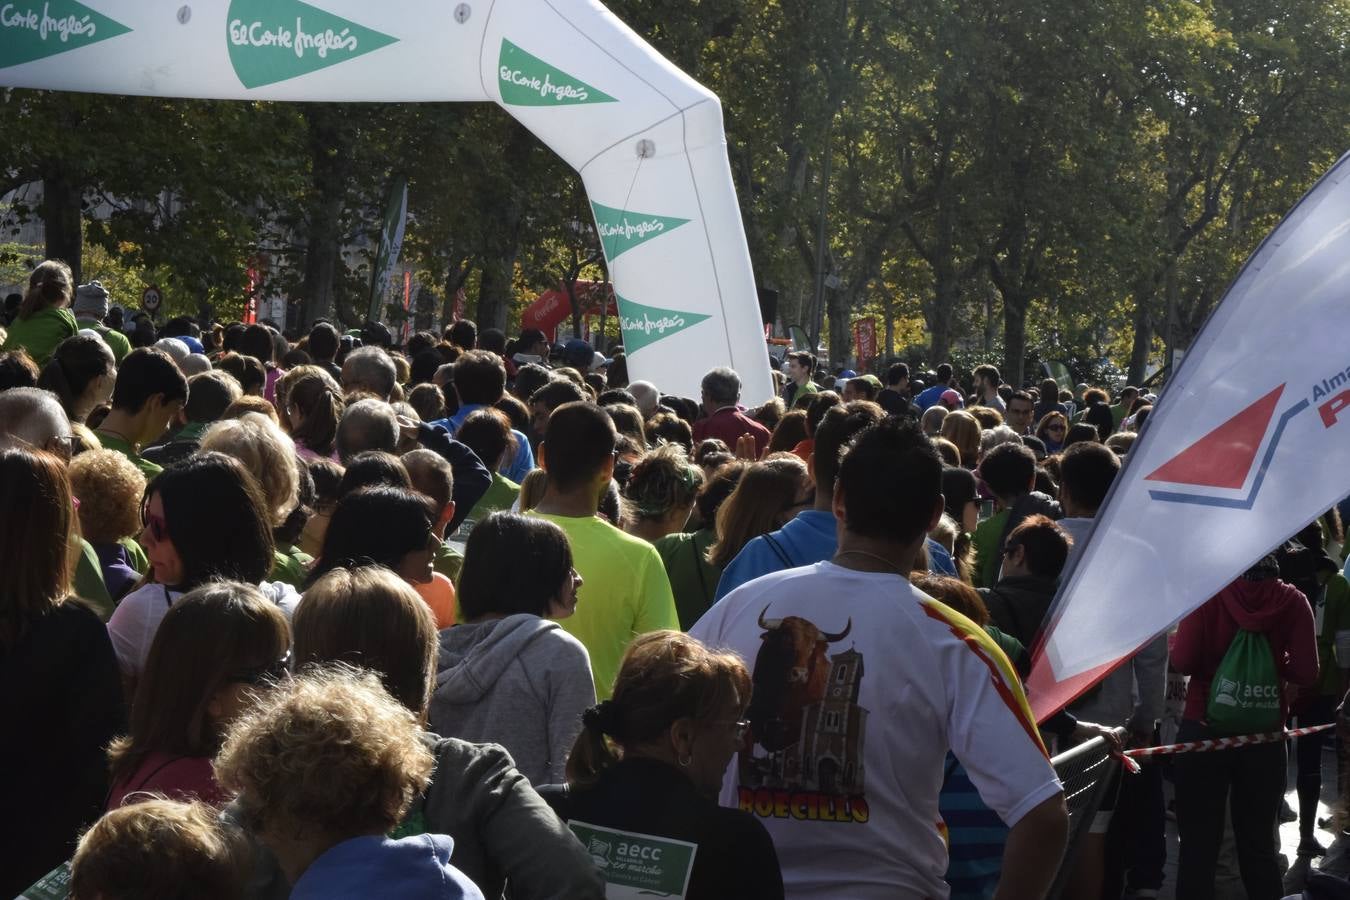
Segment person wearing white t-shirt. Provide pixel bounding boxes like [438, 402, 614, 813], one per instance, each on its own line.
[692, 417, 1067, 900]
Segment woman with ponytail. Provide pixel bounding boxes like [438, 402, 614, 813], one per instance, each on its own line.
[540, 630, 783, 899]
[38, 334, 116, 423]
[1, 260, 78, 365]
[279, 365, 344, 461]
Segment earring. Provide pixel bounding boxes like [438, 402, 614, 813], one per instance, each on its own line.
[678, 753, 692, 767]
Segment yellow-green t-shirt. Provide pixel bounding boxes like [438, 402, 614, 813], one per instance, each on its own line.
[528, 512, 678, 700]
[95, 430, 163, 479]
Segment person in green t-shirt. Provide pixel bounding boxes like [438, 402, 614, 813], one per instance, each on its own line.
[95, 347, 189, 479]
[452, 408, 524, 539]
[1109, 385, 1139, 434]
[529, 402, 678, 700]
[1, 259, 78, 366]
[780, 350, 820, 409]
[71, 281, 132, 363]
[972, 443, 1058, 588]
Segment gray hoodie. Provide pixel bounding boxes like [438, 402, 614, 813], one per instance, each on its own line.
[432, 615, 595, 786]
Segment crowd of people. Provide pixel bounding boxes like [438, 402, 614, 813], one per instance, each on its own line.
[1, 258, 1346, 900]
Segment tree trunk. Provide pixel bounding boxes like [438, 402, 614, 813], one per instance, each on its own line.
[827, 289, 849, 368]
[927, 260, 958, 365]
[43, 174, 83, 285]
[299, 107, 350, 327]
[301, 194, 343, 327]
[1002, 292, 1029, 388]
[1127, 282, 1154, 386]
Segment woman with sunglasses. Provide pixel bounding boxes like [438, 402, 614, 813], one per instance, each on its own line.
[541, 630, 783, 899]
[1035, 410, 1069, 454]
[106, 581, 290, 809]
[106, 453, 295, 687]
[431, 512, 595, 786]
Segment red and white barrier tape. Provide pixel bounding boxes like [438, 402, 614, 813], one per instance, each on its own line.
[1123, 722, 1335, 763]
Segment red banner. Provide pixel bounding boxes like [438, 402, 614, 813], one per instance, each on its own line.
[452, 287, 467, 322]
[520, 281, 617, 340]
[852, 317, 877, 369]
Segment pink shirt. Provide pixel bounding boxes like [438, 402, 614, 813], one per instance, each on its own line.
[107, 752, 226, 809]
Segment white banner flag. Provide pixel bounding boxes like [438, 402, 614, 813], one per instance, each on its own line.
[1028, 151, 1350, 720]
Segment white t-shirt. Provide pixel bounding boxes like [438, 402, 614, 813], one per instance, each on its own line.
[690, 562, 1062, 900]
[107, 580, 301, 677]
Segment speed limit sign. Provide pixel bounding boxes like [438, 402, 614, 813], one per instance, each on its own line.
[141, 285, 162, 314]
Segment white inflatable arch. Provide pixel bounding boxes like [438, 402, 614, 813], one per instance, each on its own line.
[0, 0, 773, 401]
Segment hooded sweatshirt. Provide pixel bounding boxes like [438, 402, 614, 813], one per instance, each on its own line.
[291, 834, 484, 899]
[431, 615, 595, 786]
[1171, 577, 1319, 722]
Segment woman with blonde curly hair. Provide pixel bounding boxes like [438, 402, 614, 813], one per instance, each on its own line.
[939, 409, 982, 469]
[622, 443, 703, 544]
[214, 665, 483, 897]
[67, 448, 147, 603]
[705, 455, 811, 569]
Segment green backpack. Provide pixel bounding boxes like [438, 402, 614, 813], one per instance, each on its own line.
[1206, 629, 1283, 735]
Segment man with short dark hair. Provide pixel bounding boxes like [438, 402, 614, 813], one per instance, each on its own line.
[876, 362, 915, 417]
[95, 348, 189, 477]
[973, 364, 1005, 412]
[528, 378, 587, 447]
[714, 401, 880, 600]
[914, 362, 955, 410]
[307, 322, 343, 383]
[144, 370, 243, 467]
[447, 319, 477, 351]
[781, 351, 818, 408]
[971, 443, 1060, 588]
[1005, 390, 1035, 436]
[692, 367, 771, 457]
[432, 350, 535, 481]
[530, 402, 677, 700]
[693, 417, 1068, 899]
[514, 328, 550, 367]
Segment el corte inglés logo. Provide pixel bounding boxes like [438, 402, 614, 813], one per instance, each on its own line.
[227, 0, 398, 89]
[617, 295, 711, 354]
[498, 38, 616, 106]
[0, 0, 130, 68]
[591, 201, 690, 260]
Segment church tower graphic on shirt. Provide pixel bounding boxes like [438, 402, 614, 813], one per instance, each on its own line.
[738, 606, 870, 824]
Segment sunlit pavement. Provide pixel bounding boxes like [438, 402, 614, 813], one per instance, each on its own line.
[1153, 746, 1341, 899]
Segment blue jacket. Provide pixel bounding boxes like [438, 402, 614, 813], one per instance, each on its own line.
[713, 509, 956, 602]
[292, 834, 484, 899]
[431, 405, 535, 483]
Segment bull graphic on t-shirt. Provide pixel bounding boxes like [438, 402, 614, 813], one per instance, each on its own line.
[738, 605, 869, 822]
[748, 606, 852, 753]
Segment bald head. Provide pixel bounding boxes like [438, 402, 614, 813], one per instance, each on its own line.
[0, 387, 72, 455]
[628, 380, 659, 418]
[336, 398, 399, 464]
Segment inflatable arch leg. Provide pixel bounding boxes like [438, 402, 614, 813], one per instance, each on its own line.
[0, 0, 774, 401]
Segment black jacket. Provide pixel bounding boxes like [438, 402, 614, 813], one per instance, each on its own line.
[541, 758, 784, 900]
[980, 574, 1060, 650]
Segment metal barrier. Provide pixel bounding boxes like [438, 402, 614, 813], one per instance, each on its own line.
[1045, 733, 1124, 900]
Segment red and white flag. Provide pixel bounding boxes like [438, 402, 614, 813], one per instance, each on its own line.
[1029, 152, 1350, 721]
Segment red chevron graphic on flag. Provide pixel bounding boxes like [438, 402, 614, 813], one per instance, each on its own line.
[1144, 385, 1285, 489]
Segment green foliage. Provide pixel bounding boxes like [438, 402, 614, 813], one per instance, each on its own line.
[0, 0, 1345, 371]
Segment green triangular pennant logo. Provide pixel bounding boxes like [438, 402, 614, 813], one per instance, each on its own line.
[591, 201, 691, 260]
[227, 0, 398, 89]
[0, 0, 131, 68]
[617, 295, 711, 354]
[498, 38, 617, 106]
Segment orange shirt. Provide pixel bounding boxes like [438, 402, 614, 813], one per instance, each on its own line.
[791, 438, 814, 464]
[415, 572, 458, 629]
